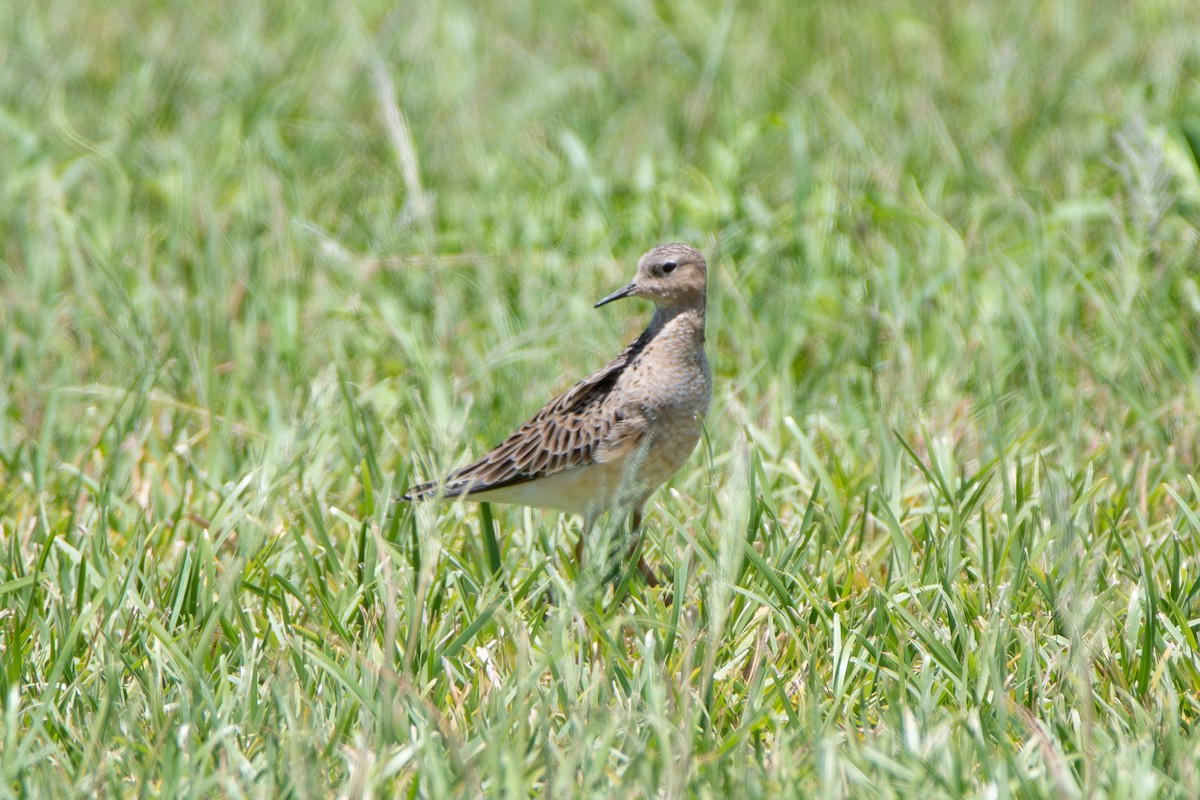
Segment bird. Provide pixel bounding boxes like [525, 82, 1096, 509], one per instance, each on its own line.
[403, 243, 711, 581]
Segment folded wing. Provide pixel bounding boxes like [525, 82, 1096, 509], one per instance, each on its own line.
[403, 330, 652, 501]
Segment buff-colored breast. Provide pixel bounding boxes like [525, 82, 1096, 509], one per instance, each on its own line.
[611, 308, 711, 507]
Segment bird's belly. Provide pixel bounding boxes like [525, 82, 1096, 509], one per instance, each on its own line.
[470, 415, 702, 517]
[471, 461, 625, 516]
[636, 414, 703, 497]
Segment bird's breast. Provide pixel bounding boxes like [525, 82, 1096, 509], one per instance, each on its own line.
[621, 350, 710, 492]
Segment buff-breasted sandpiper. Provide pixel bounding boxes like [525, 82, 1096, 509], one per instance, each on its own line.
[403, 243, 711, 577]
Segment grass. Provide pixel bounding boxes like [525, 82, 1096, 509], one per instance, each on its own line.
[3, 0, 1200, 795]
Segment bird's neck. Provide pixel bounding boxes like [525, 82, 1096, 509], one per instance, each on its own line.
[648, 303, 706, 345]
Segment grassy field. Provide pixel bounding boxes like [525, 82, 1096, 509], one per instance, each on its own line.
[4, 0, 1200, 796]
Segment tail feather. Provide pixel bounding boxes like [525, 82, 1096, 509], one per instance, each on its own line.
[401, 473, 488, 502]
[401, 479, 438, 502]
[402, 467, 536, 503]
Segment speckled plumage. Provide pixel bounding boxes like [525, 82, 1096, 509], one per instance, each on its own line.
[403, 243, 711, 527]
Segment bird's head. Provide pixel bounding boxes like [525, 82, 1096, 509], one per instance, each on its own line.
[594, 243, 707, 311]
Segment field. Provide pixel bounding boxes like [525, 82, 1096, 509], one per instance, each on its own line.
[4, 0, 1200, 796]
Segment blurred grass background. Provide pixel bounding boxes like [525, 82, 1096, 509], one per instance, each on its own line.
[3, 0, 1200, 796]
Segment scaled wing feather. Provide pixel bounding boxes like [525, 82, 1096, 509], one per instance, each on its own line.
[403, 330, 653, 500]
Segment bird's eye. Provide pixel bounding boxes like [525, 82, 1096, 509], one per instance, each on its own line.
[662, 261, 678, 274]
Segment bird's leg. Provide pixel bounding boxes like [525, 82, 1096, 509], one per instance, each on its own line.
[576, 511, 596, 569]
[625, 507, 661, 588]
